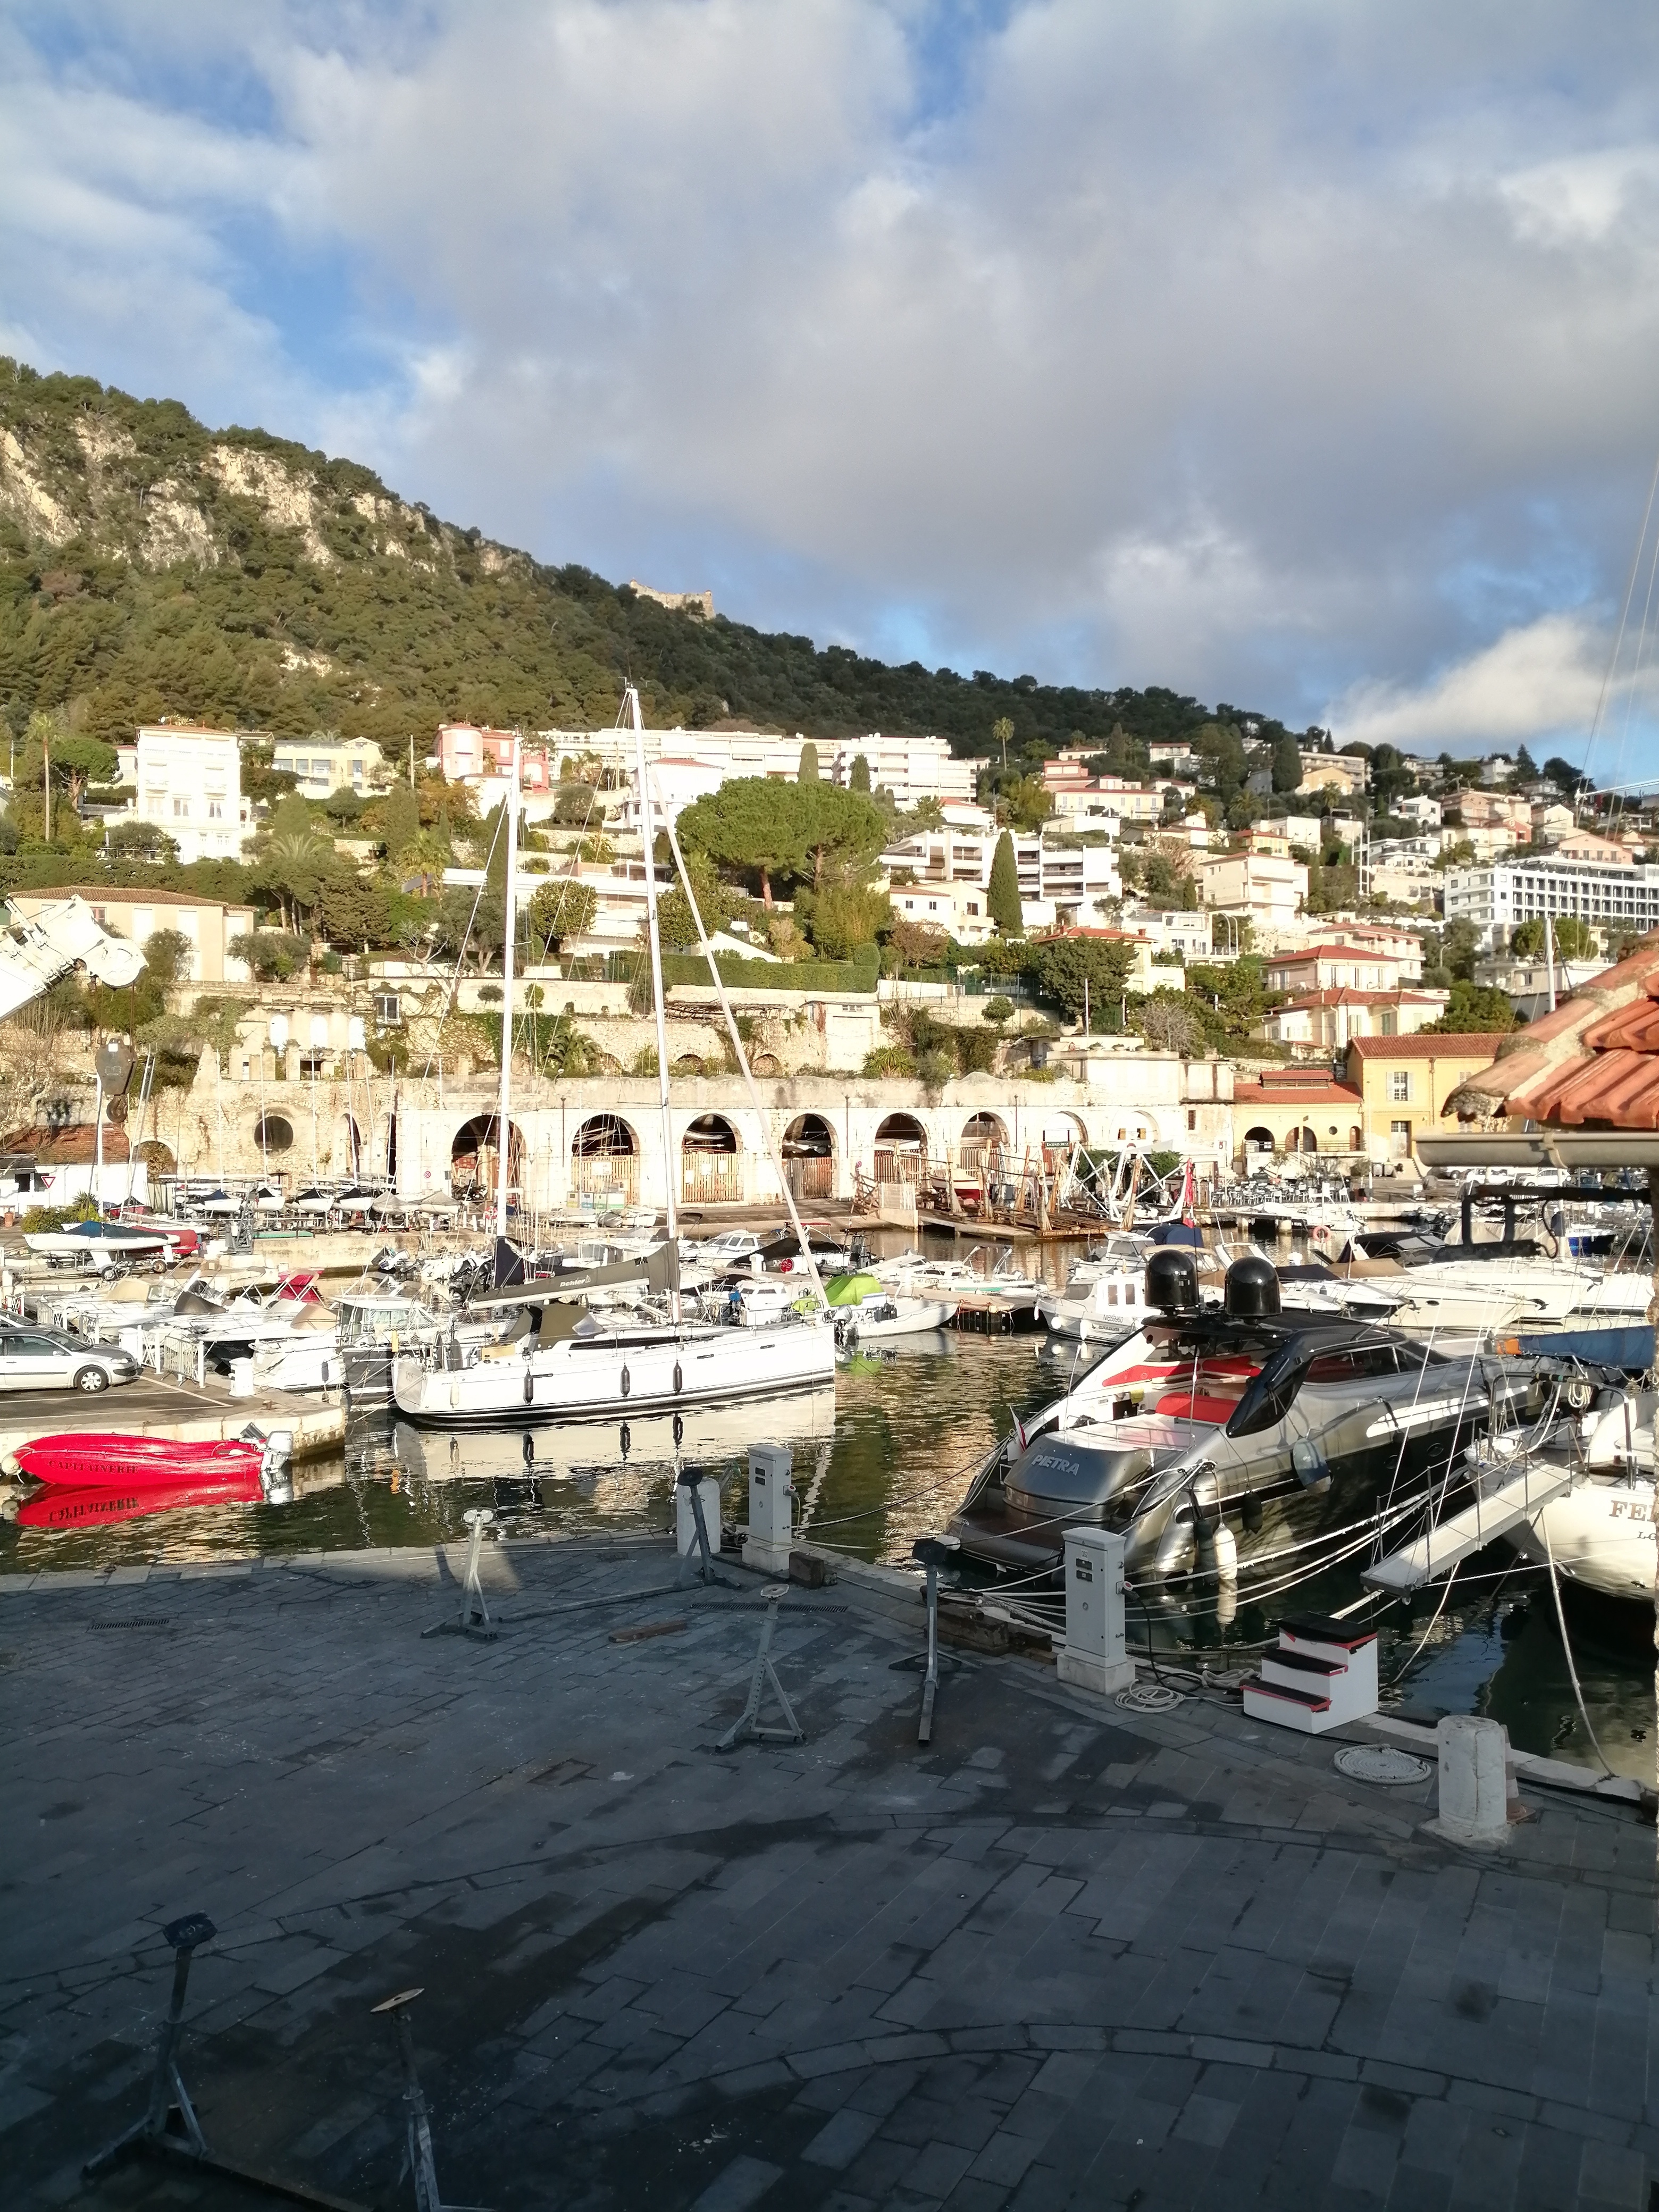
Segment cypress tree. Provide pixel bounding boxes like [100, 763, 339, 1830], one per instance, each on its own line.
[849, 753, 871, 793]
[798, 740, 819, 783]
[987, 831, 1022, 935]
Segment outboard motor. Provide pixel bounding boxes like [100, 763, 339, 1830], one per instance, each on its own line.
[1223, 1253, 1281, 1319]
[1145, 1247, 1200, 1315]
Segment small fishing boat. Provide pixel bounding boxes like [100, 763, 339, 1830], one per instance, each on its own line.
[824, 1272, 957, 1345]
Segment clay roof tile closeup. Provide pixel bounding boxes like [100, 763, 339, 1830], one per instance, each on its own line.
[1444, 931, 1659, 1127]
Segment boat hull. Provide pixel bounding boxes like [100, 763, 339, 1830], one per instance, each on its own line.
[392, 1318, 837, 1426]
[1508, 1479, 1657, 1604]
[9, 1432, 264, 1489]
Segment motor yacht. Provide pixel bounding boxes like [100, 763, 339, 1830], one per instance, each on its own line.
[950, 1248, 1544, 1585]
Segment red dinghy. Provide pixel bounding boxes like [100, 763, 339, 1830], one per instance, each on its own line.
[15, 1474, 263, 1529]
[5, 1432, 264, 1491]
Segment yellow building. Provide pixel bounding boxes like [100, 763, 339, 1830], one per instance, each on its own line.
[1345, 1033, 1504, 1163]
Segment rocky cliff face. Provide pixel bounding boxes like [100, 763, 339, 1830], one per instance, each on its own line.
[0, 361, 526, 584]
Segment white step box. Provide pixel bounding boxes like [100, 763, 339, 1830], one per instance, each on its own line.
[1242, 1614, 1379, 1735]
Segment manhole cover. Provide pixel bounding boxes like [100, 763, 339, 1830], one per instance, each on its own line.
[1334, 1744, 1432, 1786]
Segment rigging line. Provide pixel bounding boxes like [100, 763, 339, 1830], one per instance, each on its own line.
[1541, 1516, 1615, 1779]
[1582, 431, 1659, 792]
[1604, 492, 1659, 816]
[410, 798, 506, 1088]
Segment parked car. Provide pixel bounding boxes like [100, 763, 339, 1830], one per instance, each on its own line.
[0, 1327, 139, 1394]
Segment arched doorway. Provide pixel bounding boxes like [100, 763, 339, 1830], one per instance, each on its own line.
[452, 1113, 526, 1205]
[571, 1113, 639, 1208]
[1300, 1127, 1318, 1153]
[682, 1113, 741, 1204]
[960, 1111, 1008, 1175]
[1243, 1125, 1275, 1158]
[783, 1112, 835, 1200]
[874, 1112, 928, 1185]
[1039, 1110, 1088, 1174]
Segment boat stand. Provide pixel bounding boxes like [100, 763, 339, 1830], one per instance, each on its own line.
[716, 1589, 805, 1750]
[372, 1988, 492, 2212]
[422, 1509, 498, 1641]
[892, 1536, 963, 1744]
[676, 1465, 740, 1589]
[83, 1913, 370, 2211]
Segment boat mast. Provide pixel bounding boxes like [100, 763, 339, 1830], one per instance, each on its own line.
[494, 730, 521, 1245]
[631, 691, 680, 1298]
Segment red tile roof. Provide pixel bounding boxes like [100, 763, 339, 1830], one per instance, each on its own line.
[1268, 943, 1409, 964]
[1347, 1033, 1510, 1061]
[1273, 988, 1444, 1011]
[1450, 930, 1659, 1128]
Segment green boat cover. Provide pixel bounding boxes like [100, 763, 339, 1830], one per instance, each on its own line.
[824, 1271, 884, 1307]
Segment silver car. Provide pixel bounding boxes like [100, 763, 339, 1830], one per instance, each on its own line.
[0, 1328, 139, 1394]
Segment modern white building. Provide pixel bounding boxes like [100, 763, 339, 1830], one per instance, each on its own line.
[531, 724, 976, 809]
[129, 724, 252, 862]
[1443, 856, 1659, 950]
[1197, 851, 1308, 928]
[881, 826, 1121, 928]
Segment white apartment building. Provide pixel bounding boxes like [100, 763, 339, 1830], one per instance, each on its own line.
[130, 725, 251, 862]
[1197, 851, 1308, 928]
[889, 878, 991, 944]
[1125, 907, 1219, 964]
[1396, 794, 1443, 829]
[534, 725, 976, 809]
[272, 736, 387, 797]
[1443, 856, 1659, 950]
[881, 827, 1121, 928]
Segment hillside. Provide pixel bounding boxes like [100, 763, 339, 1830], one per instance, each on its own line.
[0, 359, 1286, 763]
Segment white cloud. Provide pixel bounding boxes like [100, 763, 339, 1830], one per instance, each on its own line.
[1323, 611, 1659, 766]
[7, 3, 1659, 750]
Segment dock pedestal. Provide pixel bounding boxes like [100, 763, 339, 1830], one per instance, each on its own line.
[1055, 1528, 1136, 1697]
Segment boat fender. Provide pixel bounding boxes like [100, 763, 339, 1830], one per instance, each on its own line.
[620, 1421, 631, 1456]
[1241, 1489, 1262, 1534]
[523, 1432, 535, 1466]
[673, 1361, 682, 1395]
[621, 1364, 631, 1398]
[672, 1412, 684, 1446]
[523, 1369, 533, 1406]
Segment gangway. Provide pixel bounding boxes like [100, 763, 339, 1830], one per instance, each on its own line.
[1362, 1455, 1574, 1594]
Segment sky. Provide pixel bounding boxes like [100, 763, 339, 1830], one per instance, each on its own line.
[6, 2, 1659, 772]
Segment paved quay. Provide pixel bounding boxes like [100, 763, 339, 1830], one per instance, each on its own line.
[0, 1535, 1653, 2211]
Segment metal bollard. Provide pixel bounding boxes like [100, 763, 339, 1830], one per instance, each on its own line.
[909, 1535, 960, 1743]
[421, 1508, 498, 1640]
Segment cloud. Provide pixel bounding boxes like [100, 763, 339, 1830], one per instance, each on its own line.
[6, 3, 1659, 752]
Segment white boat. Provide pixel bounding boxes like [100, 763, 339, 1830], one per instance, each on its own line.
[392, 700, 837, 1430]
[249, 1306, 341, 1392]
[23, 1218, 170, 1264]
[834, 1292, 957, 1343]
[1502, 1388, 1658, 1604]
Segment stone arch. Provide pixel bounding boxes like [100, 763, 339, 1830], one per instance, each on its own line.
[1038, 1109, 1088, 1171]
[960, 1110, 1009, 1174]
[783, 1112, 836, 1201]
[1243, 1125, 1275, 1154]
[571, 1113, 640, 1207]
[874, 1112, 928, 1185]
[453, 1112, 526, 1204]
[682, 1113, 741, 1204]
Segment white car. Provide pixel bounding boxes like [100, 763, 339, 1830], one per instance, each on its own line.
[0, 1327, 139, 1393]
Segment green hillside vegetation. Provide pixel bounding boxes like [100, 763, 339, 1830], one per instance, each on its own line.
[0, 357, 1311, 765]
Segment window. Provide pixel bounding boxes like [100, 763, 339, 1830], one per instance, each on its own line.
[1379, 1010, 1397, 1036]
[172, 798, 190, 819]
[1388, 1070, 1412, 1102]
[1187, 1109, 1196, 1130]
[207, 802, 223, 820]
[375, 993, 402, 1027]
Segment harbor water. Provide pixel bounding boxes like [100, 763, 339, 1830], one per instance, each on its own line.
[2, 1228, 1652, 1782]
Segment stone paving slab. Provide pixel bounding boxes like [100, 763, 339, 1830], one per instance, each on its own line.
[0, 1540, 1652, 2210]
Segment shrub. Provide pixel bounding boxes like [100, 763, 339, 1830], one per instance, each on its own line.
[20, 1198, 100, 1232]
[862, 1044, 917, 1077]
[982, 995, 1015, 1026]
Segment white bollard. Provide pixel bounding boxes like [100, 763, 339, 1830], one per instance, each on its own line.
[743, 1443, 794, 1576]
[228, 1356, 256, 1400]
[1055, 1527, 1136, 1697]
[1431, 1714, 1511, 1847]
[675, 1476, 723, 1559]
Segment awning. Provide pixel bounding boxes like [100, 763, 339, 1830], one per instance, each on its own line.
[1416, 1130, 1659, 1170]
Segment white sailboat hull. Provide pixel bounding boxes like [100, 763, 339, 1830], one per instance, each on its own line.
[1508, 1479, 1657, 1604]
[392, 1316, 837, 1426]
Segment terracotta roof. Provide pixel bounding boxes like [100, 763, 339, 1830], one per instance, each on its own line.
[1273, 988, 1444, 1011]
[1238, 1079, 1363, 1108]
[2, 1122, 130, 1163]
[1346, 1033, 1510, 1062]
[12, 886, 252, 911]
[1448, 929, 1659, 1128]
[1268, 943, 1408, 965]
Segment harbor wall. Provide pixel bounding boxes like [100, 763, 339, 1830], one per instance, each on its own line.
[141, 1059, 1238, 1209]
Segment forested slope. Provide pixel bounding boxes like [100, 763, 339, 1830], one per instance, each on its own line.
[0, 359, 1278, 761]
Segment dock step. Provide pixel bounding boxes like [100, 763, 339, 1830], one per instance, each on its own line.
[1361, 1461, 1574, 1595]
[1243, 1617, 1379, 1735]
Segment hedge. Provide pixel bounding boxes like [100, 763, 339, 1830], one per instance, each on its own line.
[607, 946, 879, 994]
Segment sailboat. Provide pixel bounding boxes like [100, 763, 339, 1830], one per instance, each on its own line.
[392, 700, 837, 1429]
